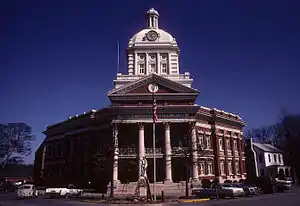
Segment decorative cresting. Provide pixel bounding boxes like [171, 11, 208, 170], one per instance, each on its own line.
[133, 157, 152, 202]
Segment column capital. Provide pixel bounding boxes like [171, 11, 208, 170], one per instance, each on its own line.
[189, 121, 196, 128]
[163, 122, 171, 129]
[138, 122, 144, 130]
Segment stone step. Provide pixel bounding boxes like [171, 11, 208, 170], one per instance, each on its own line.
[113, 182, 189, 195]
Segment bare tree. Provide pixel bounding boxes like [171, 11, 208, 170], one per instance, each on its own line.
[245, 125, 280, 147]
[92, 122, 119, 197]
[0, 123, 35, 168]
[276, 114, 300, 184]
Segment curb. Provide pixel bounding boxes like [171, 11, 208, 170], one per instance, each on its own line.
[180, 198, 210, 203]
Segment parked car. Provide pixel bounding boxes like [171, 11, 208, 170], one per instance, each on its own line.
[274, 178, 293, 192]
[0, 181, 18, 193]
[16, 184, 38, 199]
[45, 184, 83, 198]
[192, 183, 245, 199]
[223, 182, 258, 196]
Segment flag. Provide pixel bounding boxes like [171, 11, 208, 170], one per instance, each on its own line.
[153, 97, 158, 124]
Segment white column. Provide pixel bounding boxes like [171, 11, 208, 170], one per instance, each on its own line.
[164, 122, 173, 183]
[138, 123, 145, 177]
[112, 124, 119, 184]
[191, 123, 199, 181]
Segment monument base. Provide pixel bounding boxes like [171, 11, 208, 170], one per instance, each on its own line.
[133, 176, 152, 202]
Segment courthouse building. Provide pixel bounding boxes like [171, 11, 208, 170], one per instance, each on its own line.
[34, 8, 247, 191]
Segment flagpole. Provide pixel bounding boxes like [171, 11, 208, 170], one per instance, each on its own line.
[152, 92, 157, 202]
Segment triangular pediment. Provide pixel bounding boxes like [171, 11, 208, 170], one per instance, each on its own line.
[107, 74, 199, 96]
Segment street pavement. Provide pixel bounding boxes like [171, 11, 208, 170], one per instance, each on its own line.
[196, 188, 300, 206]
[0, 188, 300, 205]
[0, 193, 87, 206]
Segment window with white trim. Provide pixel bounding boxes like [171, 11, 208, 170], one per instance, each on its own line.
[236, 161, 240, 174]
[139, 64, 145, 74]
[228, 161, 232, 174]
[279, 154, 282, 163]
[150, 64, 156, 73]
[234, 140, 237, 151]
[199, 162, 205, 175]
[198, 134, 204, 148]
[208, 162, 213, 174]
[161, 63, 168, 74]
[206, 136, 211, 149]
[219, 138, 223, 150]
[226, 139, 231, 150]
[220, 161, 225, 175]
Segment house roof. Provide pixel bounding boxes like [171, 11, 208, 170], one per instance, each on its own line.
[253, 143, 283, 153]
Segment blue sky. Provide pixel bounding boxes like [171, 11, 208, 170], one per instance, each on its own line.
[1, 0, 299, 164]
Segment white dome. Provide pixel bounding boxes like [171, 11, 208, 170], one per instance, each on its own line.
[128, 28, 177, 47]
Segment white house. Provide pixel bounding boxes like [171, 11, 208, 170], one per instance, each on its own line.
[246, 138, 291, 178]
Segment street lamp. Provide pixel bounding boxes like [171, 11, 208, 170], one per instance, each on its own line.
[148, 83, 158, 202]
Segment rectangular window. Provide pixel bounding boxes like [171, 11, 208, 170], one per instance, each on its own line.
[150, 64, 156, 73]
[226, 139, 231, 150]
[208, 162, 213, 174]
[259, 154, 263, 163]
[236, 162, 240, 174]
[274, 154, 277, 163]
[161, 63, 168, 73]
[220, 161, 225, 175]
[199, 162, 205, 175]
[219, 138, 223, 150]
[268, 154, 271, 162]
[198, 134, 204, 148]
[206, 136, 211, 149]
[234, 140, 237, 151]
[139, 64, 145, 74]
[279, 155, 282, 163]
[228, 161, 232, 174]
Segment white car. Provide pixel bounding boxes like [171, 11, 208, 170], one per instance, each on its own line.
[45, 184, 83, 198]
[16, 184, 38, 198]
[192, 183, 245, 198]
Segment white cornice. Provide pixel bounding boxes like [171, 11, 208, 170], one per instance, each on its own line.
[215, 125, 242, 134]
[196, 122, 212, 129]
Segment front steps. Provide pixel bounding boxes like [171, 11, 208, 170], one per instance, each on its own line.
[109, 181, 194, 196]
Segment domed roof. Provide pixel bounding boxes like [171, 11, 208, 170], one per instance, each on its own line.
[129, 28, 176, 45]
[128, 8, 178, 48]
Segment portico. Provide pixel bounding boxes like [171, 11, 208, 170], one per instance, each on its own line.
[111, 120, 200, 184]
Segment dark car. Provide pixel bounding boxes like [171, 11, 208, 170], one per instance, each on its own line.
[0, 181, 18, 193]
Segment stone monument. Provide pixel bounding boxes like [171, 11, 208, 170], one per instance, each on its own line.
[133, 157, 152, 202]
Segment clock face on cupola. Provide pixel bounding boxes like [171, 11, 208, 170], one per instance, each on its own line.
[146, 30, 158, 41]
